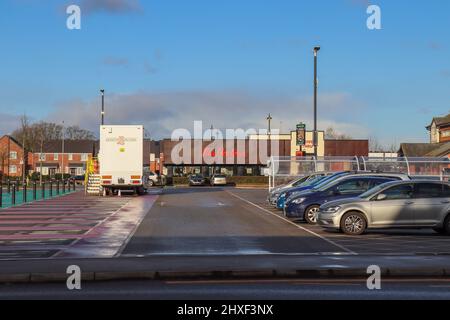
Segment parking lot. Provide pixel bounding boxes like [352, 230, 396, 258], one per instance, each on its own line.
[123, 186, 450, 257]
[2, 186, 450, 260]
[231, 188, 450, 256]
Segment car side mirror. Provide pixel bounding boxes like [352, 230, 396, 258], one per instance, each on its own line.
[376, 194, 387, 201]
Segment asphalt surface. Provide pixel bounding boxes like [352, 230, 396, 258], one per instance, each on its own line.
[122, 187, 350, 256]
[2, 278, 450, 300]
[233, 188, 450, 255]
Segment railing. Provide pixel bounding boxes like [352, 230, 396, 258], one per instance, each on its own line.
[267, 156, 450, 190]
[0, 180, 77, 209]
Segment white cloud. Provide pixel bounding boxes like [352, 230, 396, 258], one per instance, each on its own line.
[45, 89, 369, 139]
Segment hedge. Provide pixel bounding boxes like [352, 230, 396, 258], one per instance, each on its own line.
[171, 176, 269, 186]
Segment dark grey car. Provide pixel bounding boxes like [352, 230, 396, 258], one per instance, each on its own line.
[317, 181, 450, 235]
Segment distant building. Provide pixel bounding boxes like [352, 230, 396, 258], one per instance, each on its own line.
[324, 140, 369, 157]
[398, 113, 450, 158]
[0, 135, 32, 178]
[32, 140, 99, 177]
[427, 114, 450, 143]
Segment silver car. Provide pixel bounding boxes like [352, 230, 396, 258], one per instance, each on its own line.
[317, 181, 450, 235]
[210, 174, 227, 186]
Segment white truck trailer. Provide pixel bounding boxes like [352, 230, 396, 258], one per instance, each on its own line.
[99, 125, 149, 195]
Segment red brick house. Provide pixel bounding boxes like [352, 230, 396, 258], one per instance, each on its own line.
[32, 140, 99, 177]
[0, 135, 32, 178]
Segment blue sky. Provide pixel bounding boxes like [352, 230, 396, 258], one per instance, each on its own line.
[0, 0, 449, 147]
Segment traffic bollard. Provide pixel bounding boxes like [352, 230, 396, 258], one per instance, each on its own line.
[22, 183, 27, 203]
[49, 181, 53, 197]
[0, 182, 3, 208]
[62, 180, 66, 194]
[56, 180, 60, 195]
[33, 182, 37, 201]
[12, 184, 16, 206]
[7, 180, 10, 193]
[41, 182, 45, 199]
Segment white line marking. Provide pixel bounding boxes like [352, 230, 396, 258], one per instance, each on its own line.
[226, 191, 357, 255]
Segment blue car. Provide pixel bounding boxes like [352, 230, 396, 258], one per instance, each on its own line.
[284, 174, 409, 224]
[276, 172, 349, 209]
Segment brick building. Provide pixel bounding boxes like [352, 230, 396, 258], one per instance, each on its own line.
[32, 140, 99, 177]
[0, 135, 31, 178]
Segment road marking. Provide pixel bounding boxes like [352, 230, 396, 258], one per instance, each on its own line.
[226, 191, 357, 255]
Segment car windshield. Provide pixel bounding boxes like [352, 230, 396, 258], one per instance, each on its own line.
[311, 173, 348, 191]
[291, 176, 310, 187]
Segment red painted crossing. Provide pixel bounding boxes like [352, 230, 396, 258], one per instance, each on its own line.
[0, 191, 158, 259]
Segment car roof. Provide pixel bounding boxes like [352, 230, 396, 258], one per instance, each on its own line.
[379, 180, 450, 187]
[338, 172, 410, 180]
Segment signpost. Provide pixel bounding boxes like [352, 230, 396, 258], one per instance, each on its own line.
[296, 123, 306, 147]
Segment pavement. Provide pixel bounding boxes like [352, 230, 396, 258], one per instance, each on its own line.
[1, 186, 450, 286]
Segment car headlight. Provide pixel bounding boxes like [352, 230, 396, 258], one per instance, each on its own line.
[292, 197, 306, 205]
[322, 206, 341, 214]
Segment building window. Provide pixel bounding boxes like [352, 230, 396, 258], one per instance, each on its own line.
[10, 151, 17, 160]
[68, 154, 73, 161]
[81, 154, 88, 161]
[9, 165, 17, 174]
[39, 153, 46, 161]
[442, 131, 450, 138]
[54, 154, 59, 160]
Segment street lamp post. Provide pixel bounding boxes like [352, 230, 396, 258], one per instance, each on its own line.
[100, 89, 105, 126]
[266, 114, 273, 136]
[313, 46, 320, 158]
[61, 121, 65, 180]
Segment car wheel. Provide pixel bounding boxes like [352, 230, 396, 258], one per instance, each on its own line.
[443, 215, 450, 235]
[304, 205, 320, 224]
[340, 212, 367, 236]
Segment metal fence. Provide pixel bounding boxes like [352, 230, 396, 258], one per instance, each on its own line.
[0, 180, 77, 209]
[267, 156, 450, 190]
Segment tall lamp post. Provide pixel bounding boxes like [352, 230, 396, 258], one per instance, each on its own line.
[266, 114, 273, 135]
[100, 89, 105, 126]
[313, 46, 320, 158]
[61, 121, 65, 180]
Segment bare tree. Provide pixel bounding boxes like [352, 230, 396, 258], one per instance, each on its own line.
[325, 127, 352, 140]
[12, 121, 96, 151]
[369, 136, 384, 152]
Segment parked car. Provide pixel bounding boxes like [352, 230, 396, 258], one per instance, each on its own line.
[317, 181, 450, 235]
[210, 174, 227, 186]
[276, 171, 350, 209]
[189, 174, 206, 186]
[147, 171, 159, 187]
[284, 173, 410, 224]
[69, 175, 85, 186]
[268, 172, 330, 205]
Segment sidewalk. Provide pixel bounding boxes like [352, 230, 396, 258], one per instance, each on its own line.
[1, 254, 450, 283]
